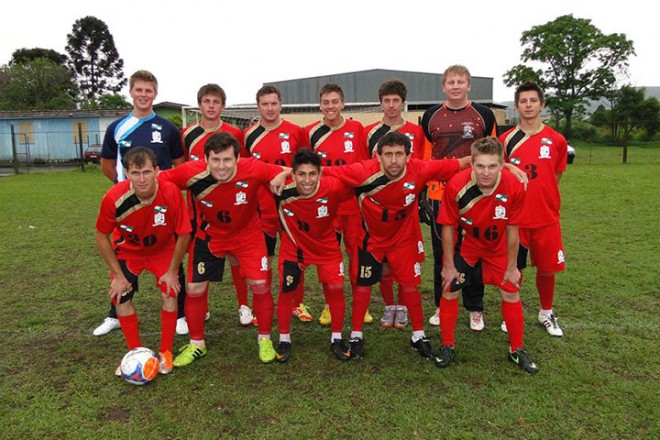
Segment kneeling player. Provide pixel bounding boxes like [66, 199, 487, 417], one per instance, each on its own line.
[95, 147, 191, 376]
[274, 148, 354, 362]
[437, 137, 538, 373]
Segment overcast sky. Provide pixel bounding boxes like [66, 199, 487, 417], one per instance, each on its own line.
[1, 0, 657, 107]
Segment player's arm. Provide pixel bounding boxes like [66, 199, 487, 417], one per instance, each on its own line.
[95, 229, 132, 302]
[101, 159, 117, 182]
[320, 162, 365, 188]
[503, 225, 521, 288]
[440, 225, 459, 292]
[172, 156, 186, 167]
[100, 128, 119, 182]
[270, 167, 292, 195]
[158, 232, 190, 297]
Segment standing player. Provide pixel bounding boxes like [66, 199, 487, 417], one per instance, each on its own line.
[181, 83, 254, 327]
[243, 85, 309, 322]
[364, 79, 425, 329]
[499, 82, 567, 337]
[94, 70, 188, 337]
[159, 132, 289, 365]
[304, 83, 372, 326]
[95, 147, 191, 376]
[421, 65, 498, 332]
[437, 137, 538, 373]
[273, 148, 354, 362]
[323, 132, 469, 360]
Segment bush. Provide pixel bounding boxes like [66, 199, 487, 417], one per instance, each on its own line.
[570, 120, 598, 141]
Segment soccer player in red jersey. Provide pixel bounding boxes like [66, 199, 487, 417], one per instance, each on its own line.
[420, 65, 498, 332]
[95, 147, 191, 376]
[365, 79, 426, 329]
[323, 132, 469, 361]
[159, 132, 289, 365]
[273, 148, 355, 362]
[181, 84, 254, 328]
[243, 85, 310, 322]
[499, 82, 568, 337]
[437, 137, 538, 373]
[304, 83, 372, 326]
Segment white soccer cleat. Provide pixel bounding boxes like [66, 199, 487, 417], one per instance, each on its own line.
[176, 317, 189, 335]
[238, 305, 254, 326]
[539, 312, 563, 337]
[469, 311, 485, 332]
[428, 307, 440, 326]
[93, 317, 120, 336]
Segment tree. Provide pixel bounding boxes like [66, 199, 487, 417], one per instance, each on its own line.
[504, 14, 635, 138]
[0, 58, 77, 110]
[10, 48, 68, 66]
[82, 93, 132, 110]
[65, 16, 126, 102]
[612, 86, 660, 163]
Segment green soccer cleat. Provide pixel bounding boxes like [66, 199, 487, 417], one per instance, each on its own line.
[259, 338, 277, 364]
[172, 343, 207, 367]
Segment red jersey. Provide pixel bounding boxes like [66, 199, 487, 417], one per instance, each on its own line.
[96, 179, 191, 259]
[438, 168, 526, 258]
[242, 119, 305, 165]
[323, 158, 460, 252]
[276, 177, 353, 264]
[181, 121, 244, 161]
[364, 120, 424, 160]
[158, 158, 283, 245]
[499, 124, 567, 228]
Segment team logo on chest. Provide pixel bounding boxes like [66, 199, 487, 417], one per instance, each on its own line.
[280, 134, 291, 154]
[151, 124, 163, 144]
[234, 191, 247, 205]
[493, 205, 508, 220]
[539, 138, 553, 159]
[343, 132, 355, 153]
[462, 122, 475, 139]
[404, 193, 416, 206]
[153, 206, 168, 226]
[316, 205, 329, 219]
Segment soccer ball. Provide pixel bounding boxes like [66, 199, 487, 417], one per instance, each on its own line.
[120, 347, 159, 386]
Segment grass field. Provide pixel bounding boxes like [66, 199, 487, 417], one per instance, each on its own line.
[0, 145, 658, 439]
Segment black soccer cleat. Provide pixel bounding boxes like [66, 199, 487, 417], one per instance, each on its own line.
[509, 348, 539, 374]
[349, 337, 364, 360]
[410, 336, 435, 360]
[275, 341, 292, 363]
[330, 339, 351, 361]
[434, 344, 456, 368]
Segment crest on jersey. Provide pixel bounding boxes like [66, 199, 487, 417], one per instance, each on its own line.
[539, 145, 551, 159]
[151, 130, 163, 144]
[234, 191, 247, 205]
[405, 193, 416, 206]
[494, 205, 508, 220]
[316, 205, 329, 219]
[153, 212, 166, 226]
[280, 141, 291, 154]
[495, 194, 508, 202]
[343, 140, 354, 153]
[462, 122, 475, 139]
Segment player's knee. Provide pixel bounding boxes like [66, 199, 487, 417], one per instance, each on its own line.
[500, 290, 520, 303]
[250, 281, 269, 295]
[442, 290, 459, 300]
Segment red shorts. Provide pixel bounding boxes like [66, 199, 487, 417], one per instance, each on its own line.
[463, 253, 520, 293]
[189, 231, 269, 283]
[358, 238, 425, 287]
[279, 256, 344, 292]
[520, 223, 565, 273]
[113, 256, 172, 303]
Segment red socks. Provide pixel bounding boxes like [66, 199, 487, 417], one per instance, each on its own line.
[502, 300, 525, 351]
[439, 296, 459, 347]
[159, 309, 177, 353]
[118, 313, 142, 349]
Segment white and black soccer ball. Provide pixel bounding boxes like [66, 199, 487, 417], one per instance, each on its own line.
[120, 347, 159, 386]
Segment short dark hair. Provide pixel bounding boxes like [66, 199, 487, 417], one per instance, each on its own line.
[319, 83, 344, 101]
[376, 131, 411, 155]
[378, 79, 407, 102]
[256, 85, 281, 103]
[292, 148, 321, 172]
[204, 132, 240, 159]
[123, 146, 157, 169]
[514, 81, 545, 105]
[197, 84, 227, 106]
[470, 136, 503, 164]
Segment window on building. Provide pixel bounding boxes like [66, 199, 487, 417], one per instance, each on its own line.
[18, 122, 34, 145]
